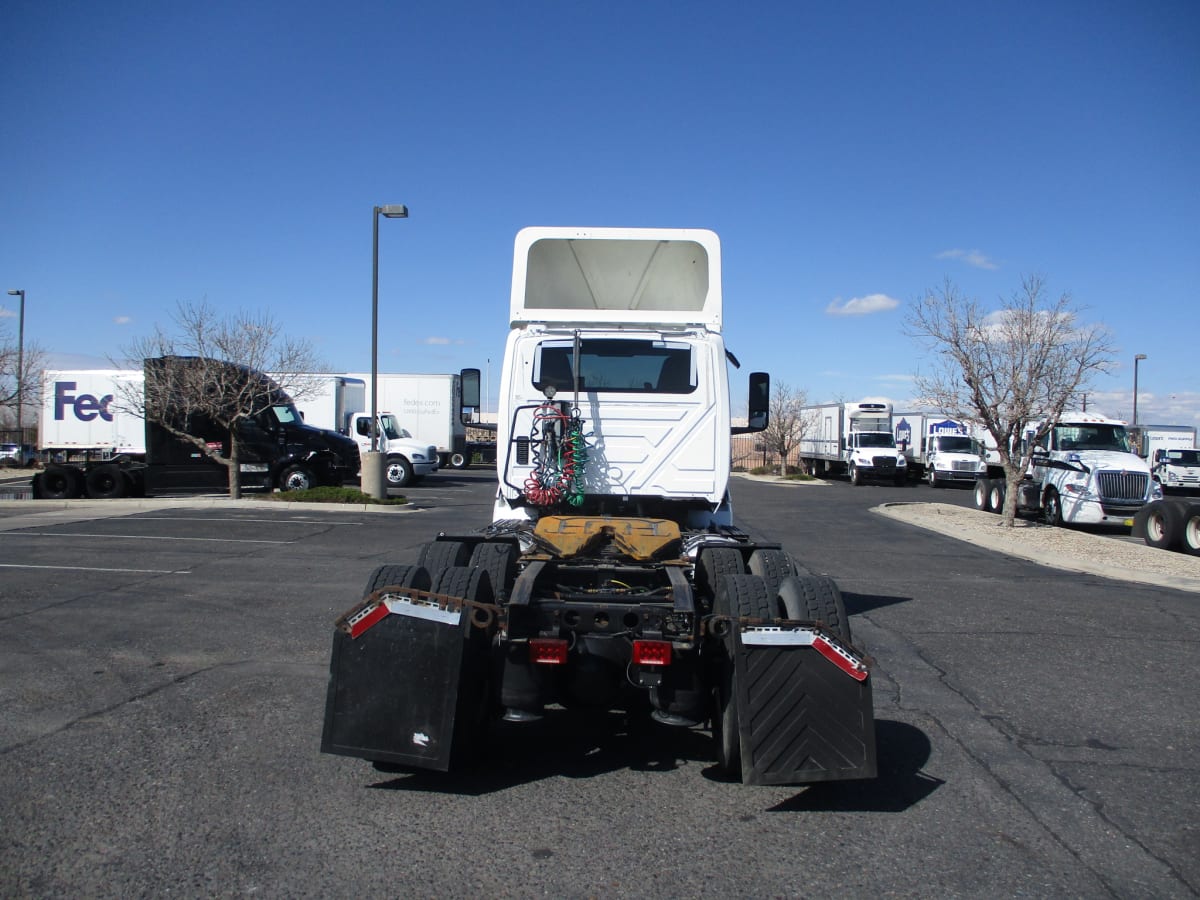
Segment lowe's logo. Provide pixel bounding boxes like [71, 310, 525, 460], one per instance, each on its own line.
[894, 418, 912, 445]
[54, 382, 114, 422]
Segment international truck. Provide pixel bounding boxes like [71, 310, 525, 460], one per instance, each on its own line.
[322, 227, 876, 786]
[288, 374, 439, 488]
[797, 399, 907, 485]
[972, 410, 1161, 525]
[32, 360, 360, 499]
[893, 413, 987, 486]
[347, 372, 488, 470]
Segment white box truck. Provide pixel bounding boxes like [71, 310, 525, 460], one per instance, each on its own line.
[322, 227, 876, 786]
[348, 373, 473, 470]
[893, 413, 987, 486]
[288, 374, 438, 488]
[798, 399, 907, 485]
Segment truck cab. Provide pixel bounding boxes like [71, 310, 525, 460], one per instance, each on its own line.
[1026, 413, 1159, 525]
[1153, 447, 1200, 493]
[924, 432, 986, 487]
[348, 412, 439, 487]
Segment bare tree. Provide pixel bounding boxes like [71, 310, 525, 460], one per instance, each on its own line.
[759, 382, 811, 476]
[118, 300, 327, 499]
[0, 324, 47, 439]
[906, 276, 1116, 525]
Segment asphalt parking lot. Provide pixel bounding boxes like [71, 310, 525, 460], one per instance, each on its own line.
[1, 470, 1196, 897]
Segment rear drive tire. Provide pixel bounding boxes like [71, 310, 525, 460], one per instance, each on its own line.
[989, 480, 1006, 514]
[449, 452, 468, 469]
[469, 542, 519, 602]
[777, 574, 852, 644]
[1135, 500, 1182, 551]
[385, 455, 414, 487]
[85, 464, 129, 499]
[362, 564, 431, 600]
[418, 540, 474, 580]
[37, 465, 82, 500]
[974, 478, 994, 512]
[710, 574, 775, 779]
[1181, 504, 1200, 556]
[431, 566, 497, 769]
[747, 548, 793, 597]
[695, 547, 746, 611]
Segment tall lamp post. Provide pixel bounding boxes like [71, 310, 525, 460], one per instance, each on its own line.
[365, 205, 408, 500]
[1132, 353, 1147, 427]
[6, 289, 24, 456]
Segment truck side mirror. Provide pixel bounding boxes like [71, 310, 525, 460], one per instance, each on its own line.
[459, 368, 481, 421]
[746, 372, 769, 431]
[1153, 449, 1165, 462]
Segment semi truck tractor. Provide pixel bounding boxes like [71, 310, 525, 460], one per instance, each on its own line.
[322, 227, 876, 785]
[893, 413, 987, 486]
[797, 399, 907, 485]
[289, 374, 439, 488]
[32, 360, 359, 498]
[973, 411, 1160, 525]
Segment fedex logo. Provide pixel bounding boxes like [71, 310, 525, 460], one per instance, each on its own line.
[54, 381, 114, 422]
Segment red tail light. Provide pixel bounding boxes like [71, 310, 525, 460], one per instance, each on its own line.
[632, 640, 672, 667]
[529, 638, 568, 665]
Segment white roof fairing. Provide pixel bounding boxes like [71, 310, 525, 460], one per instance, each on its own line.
[510, 227, 722, 330]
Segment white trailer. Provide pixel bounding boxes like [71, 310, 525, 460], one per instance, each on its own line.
[40, 370, 147, 456]
[798, 399, 907, 485]
[348, 372, 471, 469]
[893, 412, 986, 486]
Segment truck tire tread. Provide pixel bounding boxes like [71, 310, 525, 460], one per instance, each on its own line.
[777, 574, 852, 644]
[362, 564, 431, 600]
[418, 540, 474, 579]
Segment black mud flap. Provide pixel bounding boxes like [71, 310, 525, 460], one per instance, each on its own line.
[321, 595, 471, 773]
[732, 626, 876, 785]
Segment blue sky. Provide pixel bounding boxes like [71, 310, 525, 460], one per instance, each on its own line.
[2, 1, 1198, 426]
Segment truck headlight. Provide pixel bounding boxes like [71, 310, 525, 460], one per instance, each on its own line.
[1151, 482, 1164, 500]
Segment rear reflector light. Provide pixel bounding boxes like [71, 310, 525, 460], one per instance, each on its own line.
[529, 638, 568, 665]
[632, 640, 672, 667]
[812, 636, 869, 682]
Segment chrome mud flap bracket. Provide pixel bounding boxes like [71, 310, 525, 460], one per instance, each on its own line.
[733, 626, 877, 786]
[321, 591, 472, 773]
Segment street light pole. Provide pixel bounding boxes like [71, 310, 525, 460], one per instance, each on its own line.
[365, 205, 408, 500]
[1133, 353, 1147, 426]
[6, 289, 24, 455]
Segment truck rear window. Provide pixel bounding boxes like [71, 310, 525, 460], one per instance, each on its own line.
[533, 339, 695, 394]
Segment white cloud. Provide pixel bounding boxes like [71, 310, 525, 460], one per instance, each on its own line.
[114, 315, 132, 325]
[936, 248, 999, 270]
[825, 293, 900, 316]
[878, 373, 916, 383]
[424, 336, 451, 345]
[0, 306, 15, 318]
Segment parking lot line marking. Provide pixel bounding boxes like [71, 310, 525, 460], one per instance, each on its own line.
[0, 563, 191, 574]
[0, 532, 293, 544]
[130, 516, 364, 526]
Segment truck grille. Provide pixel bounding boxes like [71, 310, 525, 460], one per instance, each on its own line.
[871, 457, 896, 469]
[1096, 471, 1147, 502]
[951, 460, 976, 471]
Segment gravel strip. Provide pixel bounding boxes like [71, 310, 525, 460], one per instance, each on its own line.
[877, 501, 1200, 594]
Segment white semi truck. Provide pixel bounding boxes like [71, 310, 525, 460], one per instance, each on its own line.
[974, 411, 1161, 525]
[289, 374, 439, 488]
[322, 227, 877, 785]
[798, 399, 907, 485]
[893, 413, 987, 486]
